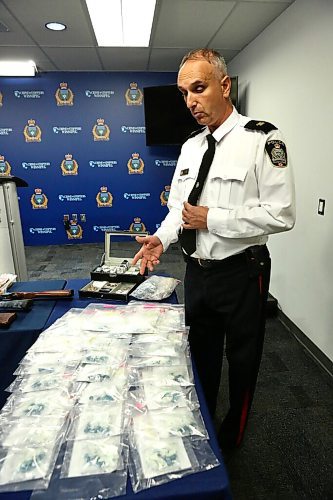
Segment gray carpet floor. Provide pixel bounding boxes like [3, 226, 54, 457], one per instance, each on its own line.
[25, 242, 333, 500]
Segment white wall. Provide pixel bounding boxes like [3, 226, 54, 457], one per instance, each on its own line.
[228, 0, 333, 362]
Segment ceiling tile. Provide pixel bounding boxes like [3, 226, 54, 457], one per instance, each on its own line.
[0, 45, 55, 70]
[210, 1, 291, 49]
[152, 0, 236, 47]
[0, 1, 35, 45]
[99, 48, 150, 71]
[0, 0, 295, 72]
[43, 47, 102, 71]
[2, 0, 95, 46]
[149, 47, 240, 72]
[149, 48, 192, 72]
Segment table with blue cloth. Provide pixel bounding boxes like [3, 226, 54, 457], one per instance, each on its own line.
[0, 279, 232, 500]
[0, 280, 67, 410]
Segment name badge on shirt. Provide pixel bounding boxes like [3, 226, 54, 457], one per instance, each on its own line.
[180, 168, 189, 176]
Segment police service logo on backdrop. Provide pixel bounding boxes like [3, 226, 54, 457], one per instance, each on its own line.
[55, 82, 74, 106]
[129, 217, 146, 233]
[14, 90, 44, 99]
[66, 220, 83, 239]
[127, 153, 144, 174]
[24, 119, 42, 142]
[31, 188, 48, 209]
[0, 91, 3, 107]
[0, 155, 11, 175]
[96, 186, 113, 207]
[160, 185, 171, 206]
[61, 154, 79, 176]
[125, 82, 143, 106]
[92, 118, 110, 141]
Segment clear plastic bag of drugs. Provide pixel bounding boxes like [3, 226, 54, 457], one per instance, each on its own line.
[77, 371, 128, 406]
[131, 328, 188, 348]
[27, 332, 82, 354]
[128, 428, 220, 493]
[13, 361, 78, 377]
[6, 373, 74, 394]
[131, 407, 208, 439]
[0, 415, 67, 448]
[0, 439, 63, 492]
[129, 275, 180, 301]
[61, 435, 125, 478]
[66, 403, 125, 440]
[41, 308, 85, 335]
[0, 389, 73, 420]
[19, 351, 82, 367]
[128, 302, 186, 334]
[129, 364, 194, 388]
[156, 304, 186, 332]
[128, 353, 189, 368]
[74, 364, 116, 384]
[129, 342, 183, 359]
[79, 303, 139, 334]
[128, 384, 200, 412]
[30, 436, 129, 500]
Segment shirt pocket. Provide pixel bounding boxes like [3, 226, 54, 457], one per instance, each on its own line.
[176, 172, 196, 201]
[207, 166, 248, 208]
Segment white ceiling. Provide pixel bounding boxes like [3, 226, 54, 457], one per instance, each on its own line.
[0, 0, 295, 72]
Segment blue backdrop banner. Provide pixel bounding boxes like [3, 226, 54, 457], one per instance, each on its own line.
[0, 72, 180, 245]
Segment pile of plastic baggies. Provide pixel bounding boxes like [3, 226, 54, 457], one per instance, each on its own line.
[0, 302, 220, 498]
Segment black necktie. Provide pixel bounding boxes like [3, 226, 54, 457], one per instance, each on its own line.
[179, 134, 216, 256]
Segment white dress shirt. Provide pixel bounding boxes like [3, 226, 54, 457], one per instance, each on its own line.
[155, 107, 296, 260]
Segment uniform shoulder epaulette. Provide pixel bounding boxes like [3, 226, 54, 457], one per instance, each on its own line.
[184, 126, 206, 143]
[244, 120, 277, 134]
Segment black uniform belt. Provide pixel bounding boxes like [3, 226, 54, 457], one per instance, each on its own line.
[183, 245, 269, 269]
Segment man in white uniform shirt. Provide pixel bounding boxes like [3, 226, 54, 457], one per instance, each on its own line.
[133, 49, 295, 450]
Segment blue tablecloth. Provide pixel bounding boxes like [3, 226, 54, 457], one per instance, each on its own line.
[0, 278, 232, 500]
[0, 280, 66, 410]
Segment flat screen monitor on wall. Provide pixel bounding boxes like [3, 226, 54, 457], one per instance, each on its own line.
[143, 76, 238, 146]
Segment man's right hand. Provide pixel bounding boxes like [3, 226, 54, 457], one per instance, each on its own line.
[132, 235, 164, 275]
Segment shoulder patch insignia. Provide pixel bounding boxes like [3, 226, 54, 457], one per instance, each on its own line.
[245, 120, 277, 134]
[265, 140, 288, 168]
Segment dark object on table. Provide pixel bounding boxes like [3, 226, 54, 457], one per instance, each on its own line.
[91, 230, 148, 284]
[91, 262, 146, 284]
[79, 280, 138, 302]
[0, 289, 74, 300]
[0, 299, 32, 312]
[0, 312, 17, 328]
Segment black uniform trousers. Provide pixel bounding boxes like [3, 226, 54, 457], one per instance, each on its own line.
[184, 244, 271, 447]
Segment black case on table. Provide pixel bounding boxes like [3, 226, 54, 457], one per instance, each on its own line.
[78, 280, 139, 302]
[79, 230, 149, 301]
[90, 263, 146, 284]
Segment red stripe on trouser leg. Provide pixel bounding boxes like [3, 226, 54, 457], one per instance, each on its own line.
[258, 274, 263, 295]
[235, 273, 264, 445]
[236, 390, 250, 446]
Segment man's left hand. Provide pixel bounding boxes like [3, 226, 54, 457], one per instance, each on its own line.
[182, 202, 208, 229]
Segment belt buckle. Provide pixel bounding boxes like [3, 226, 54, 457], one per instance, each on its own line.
[197, 258, 204, 267]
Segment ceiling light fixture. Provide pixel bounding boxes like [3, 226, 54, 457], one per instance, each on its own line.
[45, 22, 67, 31]
[86, 0, 156, 47]
[0, 60, 37, 77]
